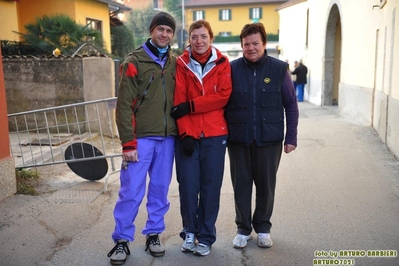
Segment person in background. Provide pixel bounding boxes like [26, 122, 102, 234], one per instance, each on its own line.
[292, 60, 299, 88]
[170, 19, 232, 257]
[284, 59, 290, 70]
[225, 22, 298, 250]
[107, 12, 177, 265]
[291, 60, 308, 102]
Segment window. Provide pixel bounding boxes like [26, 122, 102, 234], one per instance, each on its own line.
[193, 10, 205, 21]
[153, 0, 159, 9]
[219, 9, 231, 21]
[86, 18, 102, 33]
[219, 32, 232, 37]
[249, 7, 262, 21]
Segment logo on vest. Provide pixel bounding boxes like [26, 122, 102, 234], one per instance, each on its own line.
[264, 78, 270, 83]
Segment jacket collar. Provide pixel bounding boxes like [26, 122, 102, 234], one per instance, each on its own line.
[179, 46, 222, 66]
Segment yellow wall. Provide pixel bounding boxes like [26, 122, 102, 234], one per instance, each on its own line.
[185, 4, 281, 36]
[0, 1, 20, 41]
[17, 0, 76, 34]
[10, 0, 110, 52]
[123, 0, 164, 10]
[75, 0, 111, 52]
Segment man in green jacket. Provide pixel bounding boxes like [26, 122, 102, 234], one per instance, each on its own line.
[107, 12, 177, 265]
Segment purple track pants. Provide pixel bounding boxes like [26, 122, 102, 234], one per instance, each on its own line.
[111, 136, 175, 242]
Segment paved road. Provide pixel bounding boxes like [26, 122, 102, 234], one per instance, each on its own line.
[1, 102, 398, 266]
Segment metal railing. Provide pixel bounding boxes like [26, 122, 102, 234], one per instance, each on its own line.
[8, 97, 122, 191]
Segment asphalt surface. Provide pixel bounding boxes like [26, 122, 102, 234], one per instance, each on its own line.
[1, 102, 398, 266]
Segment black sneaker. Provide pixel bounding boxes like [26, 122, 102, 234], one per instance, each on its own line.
[145, 234, 165, 257]
[107, 240, 130, 265]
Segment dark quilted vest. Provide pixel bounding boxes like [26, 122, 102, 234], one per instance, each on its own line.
[226, 54, 287, 146]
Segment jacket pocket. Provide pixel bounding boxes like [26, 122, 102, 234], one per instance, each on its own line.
[261, 114, 284, 143]
[260, 87, 281, 109]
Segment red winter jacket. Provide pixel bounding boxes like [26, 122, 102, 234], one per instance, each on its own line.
[174, 46, 232, 139]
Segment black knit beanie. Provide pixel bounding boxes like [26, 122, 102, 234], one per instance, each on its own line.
[149, 12, 176, 33]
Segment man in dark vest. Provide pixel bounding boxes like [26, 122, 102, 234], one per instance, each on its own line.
[225, 22, 299, 250]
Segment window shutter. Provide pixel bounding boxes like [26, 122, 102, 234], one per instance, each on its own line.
[229, 9, 232, 20]
[193, 11, 197, 21]
[249, 8, 253, 19]
[219, 9, 222, 20]
[202, 11, 205, 20]
[259, 8, 263, 19]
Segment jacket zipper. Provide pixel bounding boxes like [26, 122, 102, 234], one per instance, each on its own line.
[162, 68, 168, 136]
[134, 71, 155, 115]
[253, 69, 257, 140]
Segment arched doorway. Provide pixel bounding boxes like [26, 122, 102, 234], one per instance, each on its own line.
[323, 4, 342, 106]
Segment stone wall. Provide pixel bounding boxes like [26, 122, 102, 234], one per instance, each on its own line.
[4, 57, 85, 113]
[3, 56, 116, 134]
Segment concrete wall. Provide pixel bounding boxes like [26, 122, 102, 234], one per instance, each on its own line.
[82, 57, 116, 137]
[386, 97, 399, 158]
[4, 58, 85, 114]
[4, 57, 115, 113]
[0, 159, 15, 201]
[338, 83, 373, 126]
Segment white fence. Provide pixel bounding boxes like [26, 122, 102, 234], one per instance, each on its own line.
[8, 98, 122, 191]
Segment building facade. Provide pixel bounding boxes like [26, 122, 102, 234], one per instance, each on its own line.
[184, 0, 287, 37]
[278, 0, 399, 158]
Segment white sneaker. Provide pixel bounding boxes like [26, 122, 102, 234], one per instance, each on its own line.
[258, 233, 273, 248]
[181, 232, 195, 252]
[232, 234, 252, 248]
[193, 243, 210, 256]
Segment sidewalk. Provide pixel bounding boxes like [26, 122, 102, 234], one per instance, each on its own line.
[1, 102, 398, 266]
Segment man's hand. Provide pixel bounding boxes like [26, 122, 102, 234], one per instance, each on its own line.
[171, 102, 190, 119]
[122, 150, 139, 162]
[284, 144, 296, 154]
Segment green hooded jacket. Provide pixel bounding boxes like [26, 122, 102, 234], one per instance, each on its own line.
[116, 45, 177, 149]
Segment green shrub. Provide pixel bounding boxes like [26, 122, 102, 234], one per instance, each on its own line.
[15, 14, 105, 56]
[16, 169, 40, 196]
[111, 25, 134, 60]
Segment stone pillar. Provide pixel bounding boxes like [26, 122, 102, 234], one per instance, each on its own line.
[0, 48, 16, 201]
